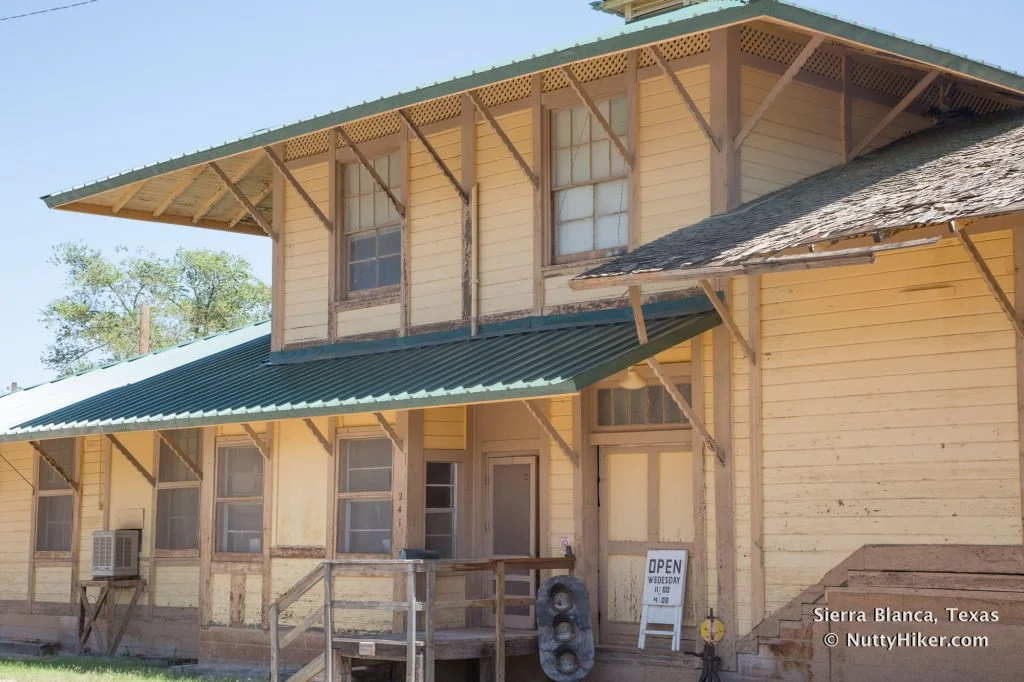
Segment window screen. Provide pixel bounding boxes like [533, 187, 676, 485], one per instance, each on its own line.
[215, 444, 264, 553]
[551, 97, 629, 261]
[344, 153, 402, 292]
[337, 439, 393, 554]
[156, 429, 201, 551]
[425, 462, 456, 559]
[34, 438, 75, 553]
[596, 384, 692, 427]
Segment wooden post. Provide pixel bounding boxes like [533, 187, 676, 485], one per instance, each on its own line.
[495, 560, 506, 682]
[323, 563, 334, 682]
[269, 603, 280, 682]
[748, 275, 765, 624]
[406, 565, 417, 682]
[425, 563, 436, 682]
[1016, 228, 1024, 545]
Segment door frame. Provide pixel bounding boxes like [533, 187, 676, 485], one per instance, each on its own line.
[485, 453, 539, 629]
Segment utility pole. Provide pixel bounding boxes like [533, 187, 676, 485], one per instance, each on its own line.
[139, 304, 151, 355]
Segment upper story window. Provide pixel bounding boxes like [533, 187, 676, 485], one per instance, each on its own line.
[344, 153, 402, 294]
[551, 96, 629, 264]
[35, 438, 76, 553]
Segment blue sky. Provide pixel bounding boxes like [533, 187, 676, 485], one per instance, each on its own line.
[0, 0, 1021, 390]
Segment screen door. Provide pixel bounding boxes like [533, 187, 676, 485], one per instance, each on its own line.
[487, 455, 537, 629]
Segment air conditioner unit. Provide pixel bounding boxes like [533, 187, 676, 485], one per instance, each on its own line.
[92, 530, 141, 579]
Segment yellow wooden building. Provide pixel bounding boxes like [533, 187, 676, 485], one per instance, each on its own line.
[3, 0, 1024, 680]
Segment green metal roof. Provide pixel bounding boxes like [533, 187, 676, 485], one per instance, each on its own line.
[0, 300, 719, 442]
[41, 0, 1024, 209]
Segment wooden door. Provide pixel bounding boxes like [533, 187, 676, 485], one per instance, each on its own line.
[599, 445, 700, 647]
[486, 455, 538, 629]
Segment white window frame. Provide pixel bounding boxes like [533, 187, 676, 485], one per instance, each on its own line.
[424, 461, 458, 559]
[154, 429, 202, 556]
[213, 437, 266, 557]
[33, 437, 78, 558]
[340, 149, 403, 300]
[335, 437, 394, 556]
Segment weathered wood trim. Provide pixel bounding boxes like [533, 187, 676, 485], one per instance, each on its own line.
[111, 181, 145, 214]
[264, 146, 332, 233]
[29, 441, 77, 491]
[849, 69, 940, 160]
[648, 44, 717, 150]
[229, 183, 271, 229]
[468, 90, 538, 188]
[712, 312, 736, 668]
[626, 50, 640, 252]
[1016, 227, 1024, 545]
[69, 437, 82, 607]
[734, 34, 825, 151]
[207, 161, 277, 240]
[194, 153, 264, 223]
[398, 108, 469, 205]
[532, 73, 545, 315]
[841, 52, 853, 163]
[262, 423, 275, 629]
[156, 431, 203, 480]
[199, 428, 215, 625]
[327, 130, 339, 343]
[954, 223, 1024, 339]
[461, 94, 476, 324]
[374, 413, 406, 454]
[106, 434, 155, 487]
[241, 424, 272, 461]
[560, 66, 634, 169]
[326, 417, 338, 560]
[271, 144, 285, 351]
[336, 127, 406, 218]
[698, 279, 755, 365]
[154, 167, 205, 217]
[575, 391, 600, 642]
[522, 400, 579, 468]
[690, 335, 709, 638]
[748, 275, 765, 624]
[710, 27, 741, 215]
[0, 449, 33, 490]
[302, 419, 333, 458]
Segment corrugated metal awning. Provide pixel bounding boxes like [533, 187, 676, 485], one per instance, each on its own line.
[0, 303, 719, 442]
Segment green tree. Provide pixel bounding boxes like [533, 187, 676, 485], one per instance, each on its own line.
[41, 243, 270, 376]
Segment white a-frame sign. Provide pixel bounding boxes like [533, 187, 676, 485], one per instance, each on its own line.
[638, 549, 688, 652]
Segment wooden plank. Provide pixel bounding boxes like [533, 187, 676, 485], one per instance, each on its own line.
[198, 428, 215, 625]
[272, 564, 324, 613]
[264, 145, 333, 233]
[710, 26, 740, 215]
[847, 570, 1024, 592]
[207, 161, 277, 239]
[241, 423, 272, 461]
[462, 95, 476, 325]
[734, 34, 824, 151]
[560, 66, 634, 169]
[270, 603, 280, 682]
[467, 90, 538, 189]
[531, 73, 545, 316]
[287, 652, 325, 682]
[229, 183, 271, 228]
[748, 275, 765, 625]
[494, 560, 506, 682]
[398, 108, 469, 205]
[698, 280, 756, 365]
[712, 314, 736, 668]
[849, 69, 940, 159]
[1016, 227, 1024, 548]
[107, 581, 144, 655]
[374, 413, 406, 454]
[689, 334, 709, 637]
[29, 441, 78, 491]
[77, 585, 109, 653]
[302, 419, 333, 457]
[336, 127, 406, 218]
[194, 153, 264, 222]
[521, 400, 579, 468]
[841, 53, 853, 163]
[406, 568, 417, 682]
[323, 563, 334, 682]
[156, 430, 203, 480]
[0, 449, 34, 490]
[153, 167, 205, 217]
[328, 128, 338, 343]
[111, 181, 145, 214]
[271, 142, 286, 351]
[628, 286, 649, 343]
[230, 573, 246, 626]
[106, 434, 155, 487]
[647, 44, 718, 151]
[955, 225, 1024, 339]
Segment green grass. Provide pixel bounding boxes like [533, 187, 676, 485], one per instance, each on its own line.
[0, 656, 255, 682]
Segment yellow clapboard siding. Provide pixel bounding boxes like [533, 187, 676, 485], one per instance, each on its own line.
[154, 564, 200, 608]
[424, 406, 465, 450]
[336, 303, 400, 337]
[283, 161, 330, 345]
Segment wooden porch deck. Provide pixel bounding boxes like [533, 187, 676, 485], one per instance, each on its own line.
[332, 627, 538, 661]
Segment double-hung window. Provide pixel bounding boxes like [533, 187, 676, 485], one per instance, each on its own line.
[343, 153, 402, 294]
[551, 96, 629, 263]
[425, 462, 457, 559]
[156, 429, 201, 551]
[35, 438, 76, 553]
[336, 439, 393, 554]
[215, 442, 264, 554]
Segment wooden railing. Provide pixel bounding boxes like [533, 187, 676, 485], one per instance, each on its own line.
[269, 556, 575, 682]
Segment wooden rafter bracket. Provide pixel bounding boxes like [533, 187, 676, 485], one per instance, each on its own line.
[207, 161, 277, 240]
[734, 33, 825, 151]
[264, 145, 334, 233]
[951, 221, 1024, 339]
[398, 108, 470, 205]
[335, 127, 407, 218]
[229, 183, 271, 228]
[697, 280, 756, 366]
[156, 430, 203, 480]
[241, 423, 272, 461]
[106, 434, 156, 487]
[154, 166, 206, 218]
[29, 440, 78, 492]
[194, 153, 264, 223]
[848, 69, 940, 160]
[373, 413, 406, 454]
[522, 400, 580, 468]
[647, 44, 718, 151]
[626, 288, 725, 463]
[0, 449, 34, 490]
[302, 418, 333, 457]
[112, 181, 145, 214]
[466, 90, 539, 189]
[560, 65, 635, 170]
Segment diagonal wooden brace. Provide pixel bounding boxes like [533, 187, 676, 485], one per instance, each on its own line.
[849, 69, 939, 160]
[303, 418, 333, 457]
[647, 44, 718, 151]
[0, 449, 34, 490]
[156, 430, 203, 480]
[241, 424, 272, 461]
[561, 66, 634, 169]
[264, 145, 334, 232]
[336, 127, 407, 218]
[208, 161, 277, 240]
[952, 222, 1024, 339]
[195, 153, 264, 223]
[398, 109, 470, 205]
[106, 434, 155, 487]
[374, 413, 406, 454]
[29, 440, 78, 492]
[467, 90, 539, 189]
[522, 400, 579, 468]
[698, 280, 756, 365]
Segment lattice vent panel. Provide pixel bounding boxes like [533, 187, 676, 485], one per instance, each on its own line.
[637, 31, 711, 67]
[948, 89, 1015, 115]
[284, 130, 330, 161]
[543, 52, 629, 92]
[339, 111, 402, 146]
[740, 25, 841, 81]
[477, 75, 533, 108]
[406, 93, 462, 127]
